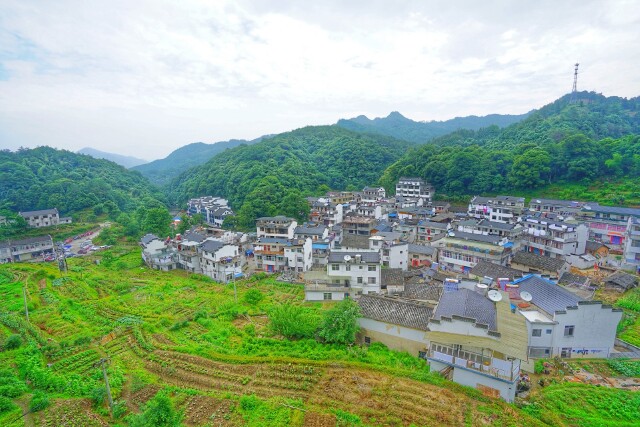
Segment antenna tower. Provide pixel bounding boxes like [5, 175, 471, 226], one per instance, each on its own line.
[570, 63, 579, 103]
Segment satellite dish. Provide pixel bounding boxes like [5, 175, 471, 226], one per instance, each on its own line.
[487, 290, 503, 302]
[520, 291, 533, 302]
[344, 255, 352, 262]
[448, 231, 455, 237]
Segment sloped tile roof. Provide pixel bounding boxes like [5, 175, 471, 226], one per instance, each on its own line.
[358, 294, 432, 331]
[512, 251, 566, 272]
[382, 268, 404, 287]
[558, 272, 590, 287]
[328, 251, 380, 263]
[604, 271, 639, 290]
[402, 283, 442, 301]
[514, 275, 581, 315]
[470, 260, 523, 281]
[434, 288, 497, 330]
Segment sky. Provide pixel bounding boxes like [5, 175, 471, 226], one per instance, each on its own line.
[1, 0, 639, 161]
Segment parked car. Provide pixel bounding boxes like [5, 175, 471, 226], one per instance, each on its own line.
[78, 248, 89, 255]
[64, 238, 73, 244]
[44, 254, 55, 262]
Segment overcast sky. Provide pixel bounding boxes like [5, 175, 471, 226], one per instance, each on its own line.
[1, 0, 639, 161]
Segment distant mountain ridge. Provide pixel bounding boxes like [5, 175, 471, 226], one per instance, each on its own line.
[78, 147, 147, 168]
[336, 110, 532, 143]
[132, 136, 271, 187]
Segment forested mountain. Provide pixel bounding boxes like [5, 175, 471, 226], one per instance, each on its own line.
[167, 126, 412, 228]
[336, 110, 531, 143]
[77, 147, 147, 168]
[0, 147, 165, 215]
[379, 92, 640, 196]
[132, 136, 270, 186]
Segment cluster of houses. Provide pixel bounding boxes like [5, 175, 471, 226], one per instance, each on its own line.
[0, 208, 71, 264]
[142, 179, 640, 401]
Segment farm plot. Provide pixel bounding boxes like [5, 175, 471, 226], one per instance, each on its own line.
[34, 398, 108, 427]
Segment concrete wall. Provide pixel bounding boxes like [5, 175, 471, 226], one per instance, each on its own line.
[358, 318, 428, 356]
[428, 360, 517, 402]
[305, 290, 347, 302]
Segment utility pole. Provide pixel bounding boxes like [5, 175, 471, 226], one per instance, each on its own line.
[22, 286, 29, 322]
[98, 358, 114, 417]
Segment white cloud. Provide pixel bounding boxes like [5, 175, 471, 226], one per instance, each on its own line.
[0, 0, 639, 159]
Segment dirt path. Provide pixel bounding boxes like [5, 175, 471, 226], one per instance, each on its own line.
[14, 395, 35, 427]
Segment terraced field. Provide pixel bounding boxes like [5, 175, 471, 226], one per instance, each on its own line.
[0, 247, 636, 426]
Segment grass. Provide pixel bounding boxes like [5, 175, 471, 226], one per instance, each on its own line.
[0, 244, 632, 426]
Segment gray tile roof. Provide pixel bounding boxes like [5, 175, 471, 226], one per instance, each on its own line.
[402, 283, 443, 301]
[585, 240, 608, 252]
[476, 219, 518, 231]
[604, 271, 639, 290]
[340, 234, 370, 249]
[558, 272, 590, 287]
[201, 240, 224, 253]
[1, 235, 53, 246]
[183, 231, 206, 243]
[140, 234, 159, 245]
[257, 237, 291, 245]
[19, 208, 58, 217]
[295, 225, 327, 235]
[381, 268, 404, 287]
[358, 294, 433, 331]
[469, 260, 523, 281]
[434, 288, 497, 331]
[582, 203, 640, 216]
[446, 231, 503, 244]
[328, 251, 380, 263]
[511, 251, 567, 272]
[514, 275, 581, 315]
[407, 244, 435, 256]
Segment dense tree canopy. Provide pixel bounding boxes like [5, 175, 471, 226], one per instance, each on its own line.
[0, 147, 165, 215]
[167, 126, 412, 228]
[380, 92, 640, 196]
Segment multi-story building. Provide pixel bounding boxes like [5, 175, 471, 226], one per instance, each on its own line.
[514, 275, 623, 359]
[256, 216, 297, 239]
[141, 234, 178, 271]
[327, 251, 381, 295]
[342, 215, 377, 236]
[416, 220, 449, 243]
[623, 216, 640, 272]
[0, 235, 54, 262]
[325, 191, 354, 205]
[381, 243, 409, 270]
[254, 237, 311, 273]
[19, 209, 60, 228]
[362, 186, 386, 203]
[468, 196, 525, 223]
[528, 198, 586, 216]
[579, 203, 640, 249]
[432, 231, 512, 274]
[474, 219, 523, 239]
[187, 196, 234, 227]
[427, 288, 527, 402]
[395, 177, 434, 202]
[294, 223, 329, 242]
[308, 199, 343, 226]
[200, 240, 241, 283]
[520, 216, 588, 258]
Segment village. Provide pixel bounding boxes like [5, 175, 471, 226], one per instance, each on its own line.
[130, 178, 640, 402]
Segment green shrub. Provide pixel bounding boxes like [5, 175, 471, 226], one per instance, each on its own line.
[239, 394, 261, 411]
[244, 289, 264, 305]
[127, 391, 182, 427]
[534, 359, 545, 374]
[29, 391, 50, 412]
[74, 335, 92, 346]
[318, 298, 361, 345]
[90, 386, 107, 406]
[4, 334, 22, 350]
[269, 304, 320, 339]
[0, 396, 16, 414]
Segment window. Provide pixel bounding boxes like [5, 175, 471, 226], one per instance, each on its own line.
[323, 293, 332, 300]
[546, 329, 552, 334]
[345, 265, 351, 271]
[532, 329, 542, 337]
[364, 336, 371, 346]
[331, 264, 339, 271]
[368, 265, 376, 272]
[368, 277, 376, 284]
[564, 325, 575, 337]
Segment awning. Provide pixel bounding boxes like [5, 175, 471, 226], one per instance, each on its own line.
[312, 243, 329, 249]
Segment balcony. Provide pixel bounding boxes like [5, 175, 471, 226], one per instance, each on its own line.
[427, 342, 520, 382]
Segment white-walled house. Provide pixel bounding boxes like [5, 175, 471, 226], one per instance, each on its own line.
[513, 275, 623, 359]
[200, 239, 241, 283]
[327, 251, 381, 295]
[426, 288, 528, 402]
[256, 216, 297, 239]
[19, 208, 60, 228]
[284, 238, 313, 273]
[358, 294, 433, 355]
[381, 243, 409, 271]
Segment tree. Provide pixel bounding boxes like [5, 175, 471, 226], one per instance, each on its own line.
[508, 148, 551, 188]
[317, 298, 361, 345]
[128, 391, 182, 427]
[269, 304, 320, 339]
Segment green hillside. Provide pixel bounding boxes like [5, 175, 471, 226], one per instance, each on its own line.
[132, 137, 268, 187]
[166, 126, 413, 228]
[337, 110, 530, 143]
[0, 147, 165, 215]
[379, 92, 640, 198]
